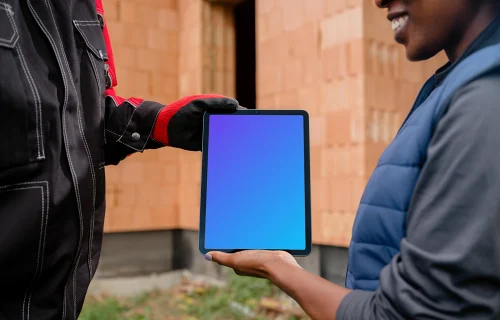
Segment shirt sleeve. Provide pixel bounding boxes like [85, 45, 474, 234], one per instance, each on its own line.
[95, 0, 171, 165]
[337, 74, 500, 319]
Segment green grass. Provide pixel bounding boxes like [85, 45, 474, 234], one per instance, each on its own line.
[79, 272, 307, 320]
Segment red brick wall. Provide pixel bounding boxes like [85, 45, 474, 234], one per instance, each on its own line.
[102, 0, 447, 247]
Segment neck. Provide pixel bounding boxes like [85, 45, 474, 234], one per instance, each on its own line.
[445, 10, 498, 62]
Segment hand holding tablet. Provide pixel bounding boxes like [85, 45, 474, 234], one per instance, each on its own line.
[199, 110, 312, 256]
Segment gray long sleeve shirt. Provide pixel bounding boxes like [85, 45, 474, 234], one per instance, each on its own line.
[337, 19, 500, 319]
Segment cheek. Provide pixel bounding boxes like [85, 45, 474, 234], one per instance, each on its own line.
[405, 26, 444, 60]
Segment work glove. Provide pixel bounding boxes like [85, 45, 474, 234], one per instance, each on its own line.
[153, 94, 240, 151]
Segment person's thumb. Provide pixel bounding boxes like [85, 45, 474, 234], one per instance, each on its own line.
[204, 251, 232, 266]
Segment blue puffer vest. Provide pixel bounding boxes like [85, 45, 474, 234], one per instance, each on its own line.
[345, 42, 500, 291]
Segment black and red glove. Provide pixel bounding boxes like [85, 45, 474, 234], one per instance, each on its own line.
[152, 94, 240, 151]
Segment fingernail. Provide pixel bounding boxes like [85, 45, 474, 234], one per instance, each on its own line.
[204, 254, 212, 261]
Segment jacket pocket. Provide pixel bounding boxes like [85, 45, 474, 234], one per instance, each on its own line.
[0, 3, 45, 169]
[73, 19, 109, 151]
[0, 181, 49, 319]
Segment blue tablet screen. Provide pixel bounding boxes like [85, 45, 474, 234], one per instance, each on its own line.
[204, 114, 306, 250]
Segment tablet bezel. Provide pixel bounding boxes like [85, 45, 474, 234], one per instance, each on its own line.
[199, 109, 312, 257]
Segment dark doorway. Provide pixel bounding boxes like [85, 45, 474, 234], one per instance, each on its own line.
[234, 0, 256, 109]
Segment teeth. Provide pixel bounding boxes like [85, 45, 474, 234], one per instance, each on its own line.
[391, 15, 408, 31]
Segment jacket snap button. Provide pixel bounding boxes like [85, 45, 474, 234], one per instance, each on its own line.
[131, 132, 140, 141]
[104, 64, 112, 89]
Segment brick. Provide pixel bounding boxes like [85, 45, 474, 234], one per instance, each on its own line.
[400, 59, 425, 83]
[282, 59, 302, 91]
[148, 29, 179, 52]
[257, 94, 278, 109]
[276, 90, 299, 109]
[321, 81, 338, 113]
[312, 178, 329, 211]
[312, 210, 322, 243]
[104, 207, 133, 232]
[321, 46, 338, 81]
[303, 0, 324, 23]
[348, 39, 366, 76]
[310, 147, 322, 179]
[106, 21, 126, 45]
[291, 23, 319, 58]
[349, 76, 365, 109]
[115, 68, 151, 98]
[339, 147, 351, 176]
[330, 146, 341, 176]
[329, 177, 350, 212]
[367, 108, 380, 142]
[346, 7, 363, 40]
[346, 0, 363, 7]
[120, 2, 159, 26]
[266, 6, 283, 39]
[224, 46, 235, 72]
[282, 0, 303, 31]
[104, 165, 121, 184]
[321, 212, 341, 243]
[302, 57, 321, 87]
[337, 43, 349, 79]
[298, 86, 321, 116]
[336, 79, 349, 109]
[350, 108, 366, 144]
[257, 13, 269, 42]
[310, 116, 327, 146]
[214, 47, 225, 71]
[257, 64, 282, 96]
[257, 0, 275, 15]
[143, 162, 169, 186]
[165, 0, 177, 10]
[224, 71, 235, 97]
[180, 154, 202, 184]
[326, 110, 351, 145]
[137, 49, 178, 75]
[365, 142, 386, 173]
[381, 110, 392, 143]
[102, 0, 119, 21]
[379, 43, 390, 77]
[350, 145, 365, 176]
[158, 9, 179, 31]
[121, 24, 149, 48]
[151, 72, 178, 97]
[112, 44, 137, 69]
[320, 15, 340, 49]
[324, 0, 346, 17]
[130, 0, 176, 9]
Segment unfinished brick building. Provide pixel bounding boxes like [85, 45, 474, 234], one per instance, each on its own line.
[97, 0, 446, 282]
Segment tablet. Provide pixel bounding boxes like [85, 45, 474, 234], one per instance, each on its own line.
[199, 110, 311, 256]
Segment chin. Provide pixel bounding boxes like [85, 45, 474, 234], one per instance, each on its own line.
[405, 46, 439, 62]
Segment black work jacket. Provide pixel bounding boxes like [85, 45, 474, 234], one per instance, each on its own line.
[0, 1, 164, 319]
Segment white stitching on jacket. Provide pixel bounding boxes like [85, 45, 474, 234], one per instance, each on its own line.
[26, 2, 85, 318]
[86, 50, 103, 279]
[45, 3, 97, 318]
[0, 181, 49, 320]
[1, 3, 45, 161]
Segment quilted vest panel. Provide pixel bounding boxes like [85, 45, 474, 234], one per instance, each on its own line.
[345, 42, 500, 291]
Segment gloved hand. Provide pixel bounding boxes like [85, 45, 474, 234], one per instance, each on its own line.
[152, 94, 240, 151]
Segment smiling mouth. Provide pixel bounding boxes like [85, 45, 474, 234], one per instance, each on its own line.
[391, 14, 409, 31]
